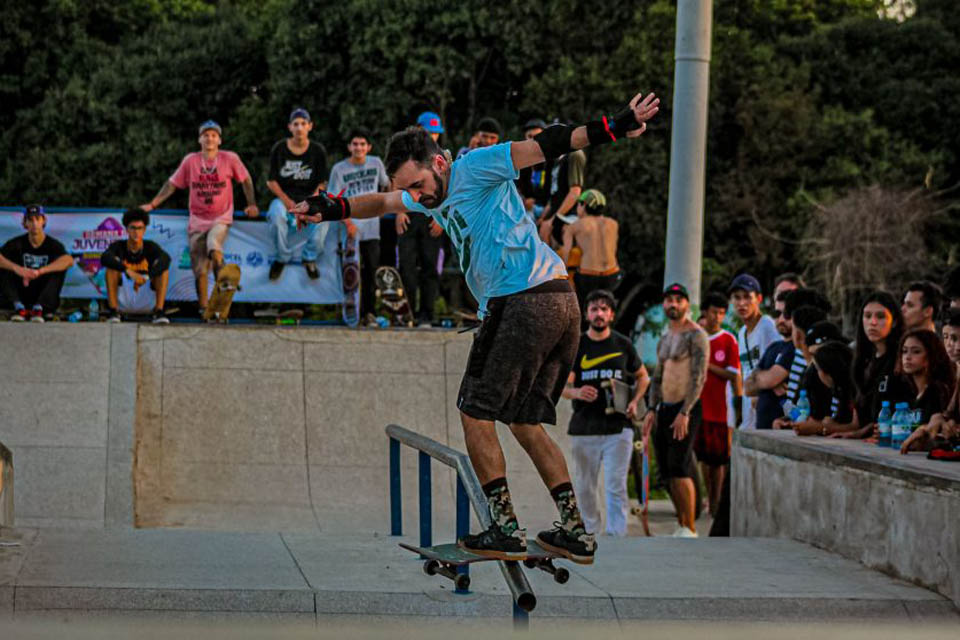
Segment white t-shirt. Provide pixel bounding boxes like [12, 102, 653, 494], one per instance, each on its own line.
[737, 315, 780, 430]
[327, 156, 390, 241]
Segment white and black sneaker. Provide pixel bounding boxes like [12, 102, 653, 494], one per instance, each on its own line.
[108, 309, 122, 323]
[536, 524, 596, 565]
[151, 309, 170, 324]
[459, 524, 527, 560]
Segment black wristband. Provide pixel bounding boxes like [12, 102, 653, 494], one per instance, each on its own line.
[306, 191, 351, 221]
[586, 104, 641, 146]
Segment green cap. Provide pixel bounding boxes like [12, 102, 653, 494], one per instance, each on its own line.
[578, 189, 606, 210]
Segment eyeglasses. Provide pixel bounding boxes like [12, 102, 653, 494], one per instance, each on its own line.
[771, 310, 782, 319]
[127, 225, 146, 232]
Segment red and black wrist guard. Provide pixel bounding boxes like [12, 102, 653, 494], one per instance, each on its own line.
[305, 191, 351, 221]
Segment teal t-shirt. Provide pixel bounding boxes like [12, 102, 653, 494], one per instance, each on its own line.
[400, 143, 567, 317]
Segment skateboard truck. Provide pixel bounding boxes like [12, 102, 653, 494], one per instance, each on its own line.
[522, 557, 570, 584]
[423, 559, 471, 591]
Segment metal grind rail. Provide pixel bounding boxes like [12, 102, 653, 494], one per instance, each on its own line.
[386, 424, 536, 626]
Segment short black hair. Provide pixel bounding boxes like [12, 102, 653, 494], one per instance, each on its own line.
[702, 292, 728, 312]
[584, 289, 617, 311]
[792, 305, 827, 333]
[122, 208, 149, 228]
[347, 128, 373, 145]
[906, 280, 942, 312]
[784, 288, 831, 318]
[943, 266, 960, 300]
[476, 117, 501, 136]
[385, 126, 443, 177]
[942, 307, 960, 328]
[774, 272, 806, 289]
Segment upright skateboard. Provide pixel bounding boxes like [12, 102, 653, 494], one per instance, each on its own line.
[339, 223, 360, 327]
[600, 379, 652, 536]
[203, 263, 241, 323]
[374, 266, 414, 327]
[399, 541, 570, 592]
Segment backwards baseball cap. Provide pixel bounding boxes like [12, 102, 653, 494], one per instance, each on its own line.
[289, 107, 311, 123]
[523, 118, 547, 132]
[24, 204, 45, 218]
[198, 120, 222, 136]
[663, 282, 689, 300]
[578, 189, 607, 211]
[806, 321, 846, 347]
[728, 273, 762, 295]
[416, 111, 444, 134]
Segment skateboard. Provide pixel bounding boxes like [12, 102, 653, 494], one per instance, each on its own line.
[339, 223, 360, 327]
[600, 378, 643, 419]
[399, 541, 569, 591]
[253, 308, 304, 326]
[203, 263, 241, 323]
[374, 266, 414, 327]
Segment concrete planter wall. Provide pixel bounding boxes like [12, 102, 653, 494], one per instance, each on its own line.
[732, 430, 960, 610]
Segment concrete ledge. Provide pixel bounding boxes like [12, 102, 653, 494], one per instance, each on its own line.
[733, 430, 960, 611]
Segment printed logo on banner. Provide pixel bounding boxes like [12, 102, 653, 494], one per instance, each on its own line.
[151, 222, 176, 239]
[72, 217, 124, 294]
[246, 251, 264, 268]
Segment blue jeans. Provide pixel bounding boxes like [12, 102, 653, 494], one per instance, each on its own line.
[267, 198, 328, 263]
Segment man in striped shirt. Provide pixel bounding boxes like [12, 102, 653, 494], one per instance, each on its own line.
[745, 289, 808, 429]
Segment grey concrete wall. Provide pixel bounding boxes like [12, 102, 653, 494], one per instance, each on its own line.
[732, 430, 960, 610]
[0, 324, 136, 529]
[133, 326, 575, 536]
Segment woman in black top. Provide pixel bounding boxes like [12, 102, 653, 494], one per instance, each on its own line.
[892, 329, 955, 425]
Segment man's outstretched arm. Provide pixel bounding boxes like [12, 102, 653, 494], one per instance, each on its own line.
[510, 92, 660, 172]
[290, 191, 406, 223]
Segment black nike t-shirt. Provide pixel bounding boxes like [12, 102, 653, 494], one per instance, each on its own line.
[1, 233, 66, 270]
[568, 330, 641, 436]
[268, 139, 328, 202]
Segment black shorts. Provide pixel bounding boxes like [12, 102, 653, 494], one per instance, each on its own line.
[652, 401, 701, 481]
[457, 279, 580, 425]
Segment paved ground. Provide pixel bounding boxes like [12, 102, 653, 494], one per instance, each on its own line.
[1, 523, 955, 625]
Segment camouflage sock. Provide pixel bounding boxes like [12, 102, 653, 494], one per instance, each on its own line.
[550, 482, 586, 536]
[482, 477, 520, 537]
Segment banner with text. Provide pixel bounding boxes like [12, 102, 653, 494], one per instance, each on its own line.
[0, 208, 344, 304]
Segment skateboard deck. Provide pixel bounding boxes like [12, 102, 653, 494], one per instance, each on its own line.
[601, 378, 643, 419]
[339, 223, 360, 327]
[629, 427, 652, 536]
[374, 266, 414, 327]
[203, 263, 241, 323]
[399, 540, 569, 590]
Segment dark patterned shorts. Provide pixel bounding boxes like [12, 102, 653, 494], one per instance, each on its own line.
[457, 279, 580, 425]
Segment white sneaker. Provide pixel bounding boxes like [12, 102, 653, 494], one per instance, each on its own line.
[672, 526, 698, 538]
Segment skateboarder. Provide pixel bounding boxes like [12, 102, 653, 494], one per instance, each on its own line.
[292, 91, 660, 563]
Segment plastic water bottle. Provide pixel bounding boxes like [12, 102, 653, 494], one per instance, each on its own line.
[890, 402, 910, 448]
[876, 401, 892, 447]
[911, 409, 923, 433]
[68, 310, 83, 323]
[795, 390, 810, 422]
[88, 299, 99, 322]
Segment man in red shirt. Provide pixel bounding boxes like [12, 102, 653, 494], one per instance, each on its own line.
[141, 120, 259, 313]
[694, 292, 740, 517]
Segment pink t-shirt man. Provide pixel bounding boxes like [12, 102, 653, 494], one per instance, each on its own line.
[169, 151, 251, 234]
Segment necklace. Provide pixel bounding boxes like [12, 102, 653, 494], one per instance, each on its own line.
[199, 152, 219, 175]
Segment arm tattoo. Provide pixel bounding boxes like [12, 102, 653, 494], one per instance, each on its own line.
[681, 330, 710, 414]
[242, 177, 256, 207]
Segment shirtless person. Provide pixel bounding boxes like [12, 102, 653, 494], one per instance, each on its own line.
[643, 283, 710, 537]
[558, 189, 620, 308]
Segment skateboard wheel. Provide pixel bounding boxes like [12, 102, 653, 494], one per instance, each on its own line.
[554, 568, 570, 584]
[424, 560, 440, 576]
[454, 574, 471, 591]
[522, 558, 537, 569]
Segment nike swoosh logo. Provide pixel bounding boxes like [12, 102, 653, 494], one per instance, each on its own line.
[580, 352, 622, 369]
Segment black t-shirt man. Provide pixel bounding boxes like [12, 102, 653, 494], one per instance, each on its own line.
[800, 365, 854, 423]
[568, 330, 641, 436]
[268, 139, 328, 202]
[100, 240, 171, 278]
[1, 234, 67, 270]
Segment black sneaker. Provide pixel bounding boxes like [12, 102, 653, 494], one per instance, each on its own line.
[536, 523, 596, 565]
[459, 523, 527, 560]
[303, 260, 319, 280]
[108, 308, 122, 323]
[151, 308, 170, 324]
[269, 261, 285, 281]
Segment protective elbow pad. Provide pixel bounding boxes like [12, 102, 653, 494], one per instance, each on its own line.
[533, 124, 574, 161]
